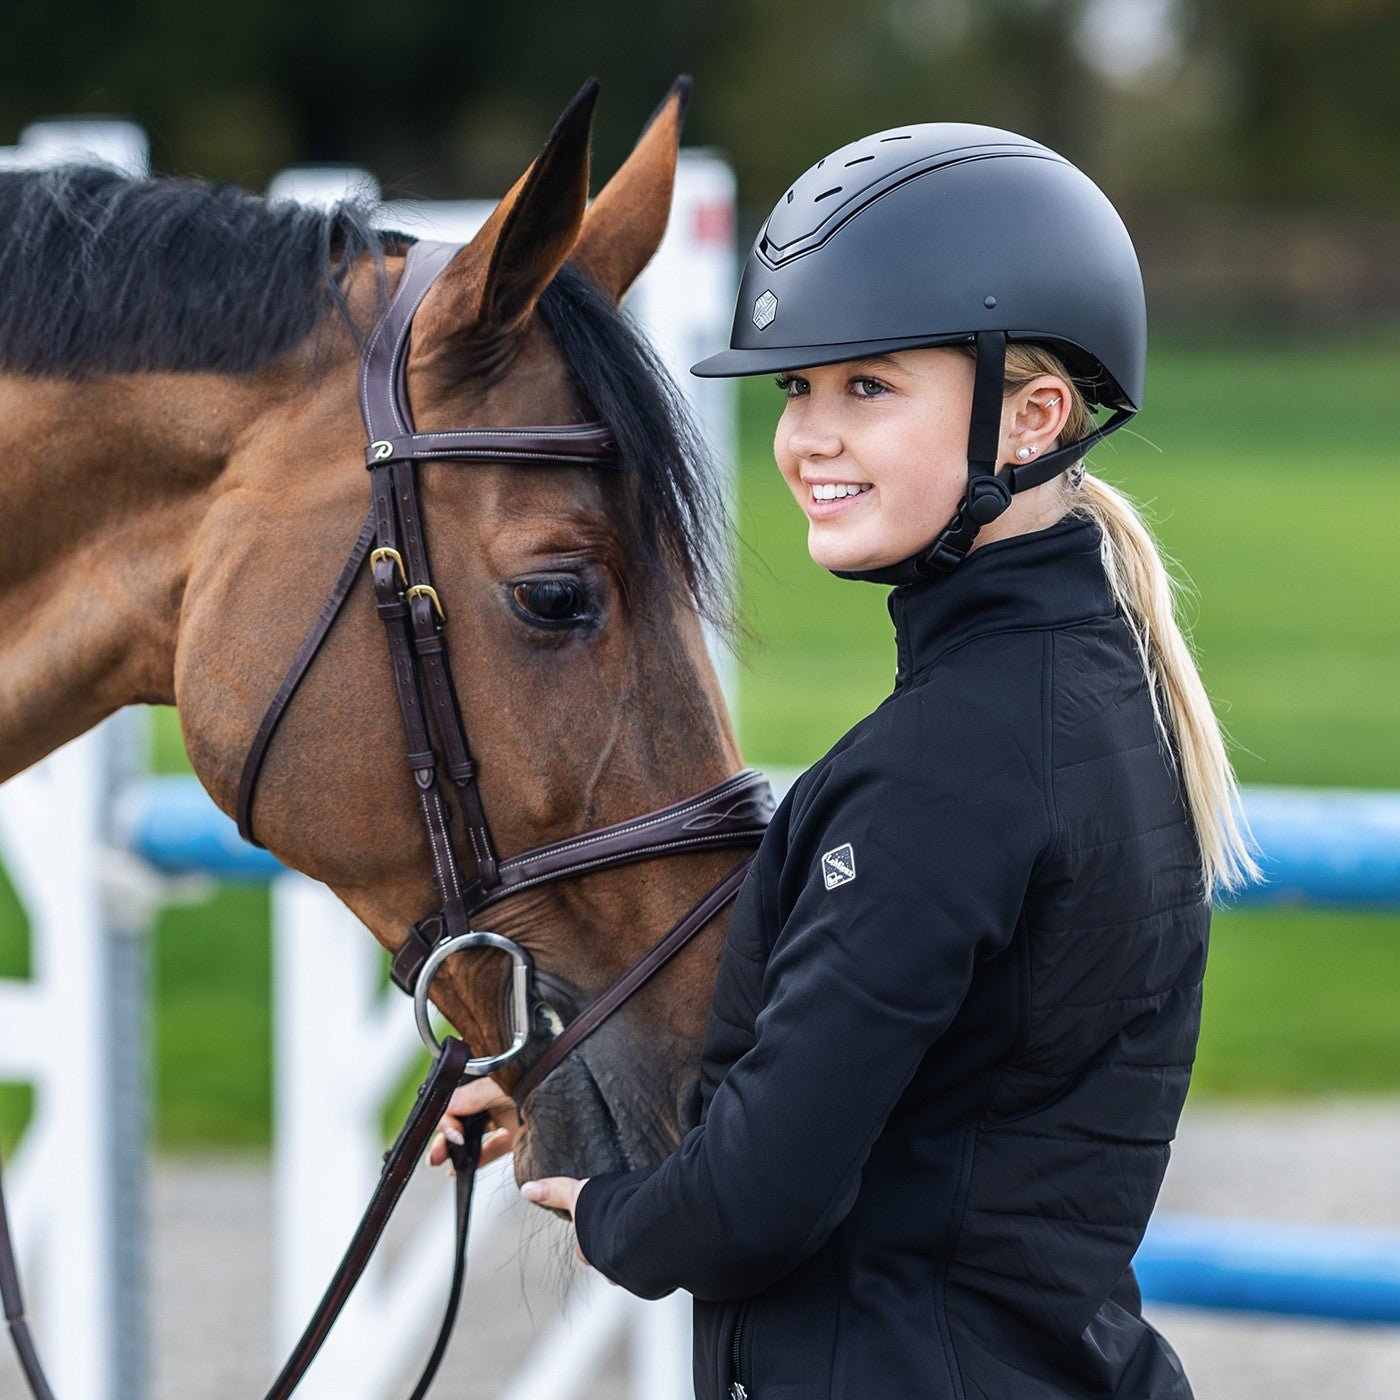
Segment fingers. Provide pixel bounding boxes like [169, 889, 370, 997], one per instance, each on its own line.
[478, 1127, 514, 1167]
[428, 1123, 516, 1170]
[520, 1175, 584, 1215]
[521, 1176, 603, 1272]
[428, 1075, 519, 1170]
[445, 1077, 514, 1120]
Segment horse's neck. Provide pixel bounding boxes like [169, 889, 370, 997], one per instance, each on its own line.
[0, 372, 253, 781]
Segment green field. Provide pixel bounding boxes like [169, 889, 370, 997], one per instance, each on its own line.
[3, 340, 1399, 1152]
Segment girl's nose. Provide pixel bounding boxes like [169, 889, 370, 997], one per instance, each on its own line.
[779, 410, 841, 462]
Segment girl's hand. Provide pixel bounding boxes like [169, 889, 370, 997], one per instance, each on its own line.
[427, 1075, 518, 1170]
[521, 1176, 595, 1266]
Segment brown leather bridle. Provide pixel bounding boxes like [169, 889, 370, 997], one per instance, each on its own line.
[1, 239, 772, 1399]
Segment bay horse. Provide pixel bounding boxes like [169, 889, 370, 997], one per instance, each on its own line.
[0, 80, 754, 1189]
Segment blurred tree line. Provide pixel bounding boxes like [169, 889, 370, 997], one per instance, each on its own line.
[4, 0, 1399, 205]
[4, 0, 1399, 331]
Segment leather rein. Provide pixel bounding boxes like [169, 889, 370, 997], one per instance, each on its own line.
[1, 239, 772, 1399]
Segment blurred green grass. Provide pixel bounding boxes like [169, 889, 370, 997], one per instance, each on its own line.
[2, 340, 1398, 1153]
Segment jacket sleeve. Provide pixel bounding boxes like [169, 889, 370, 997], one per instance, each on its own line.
[573, 685, 1052, 1302]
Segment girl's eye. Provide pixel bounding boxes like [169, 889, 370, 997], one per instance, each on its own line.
[851, 377, 887, 398]
[775, 374, 808, 399]
[509, 577, 594, 629]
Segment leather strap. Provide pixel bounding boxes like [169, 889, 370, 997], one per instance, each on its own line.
[262, 1037, 472, 1399]
[482, 770, 771, 904]
[237, 507, 378, 846]
[365, 424, 615, 469]
[0, 1157, 56, 1400]
[409, 1113, 489, 1400]
[511, 856, 755, 1106]
[391, 453, 499, 892]
[388, 770, 774, 995]
[360, 241, 461, 444]
[0, 1040, 483, 1400]
[369, 458, 475, 938]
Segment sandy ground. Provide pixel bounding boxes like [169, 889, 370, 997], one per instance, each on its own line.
[3, 1101, 1400, 1400]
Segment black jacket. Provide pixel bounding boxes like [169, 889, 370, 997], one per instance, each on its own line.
[575, 515, 1207, 1399]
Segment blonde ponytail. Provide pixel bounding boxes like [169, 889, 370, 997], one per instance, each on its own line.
[1071, 472, 1258, 893]
[996, 344, 1259, 895]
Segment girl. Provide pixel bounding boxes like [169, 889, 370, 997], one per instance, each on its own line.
[434, 122, 1255, 1399]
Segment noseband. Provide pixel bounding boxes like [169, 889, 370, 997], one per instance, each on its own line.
[0, 240, 771, 1400]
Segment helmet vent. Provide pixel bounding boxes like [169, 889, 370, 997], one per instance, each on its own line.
[845, 155, 875, 167]
[814, 186, 843, 202]
[880, 133, 912, 142]
[786, 191, 794, 203]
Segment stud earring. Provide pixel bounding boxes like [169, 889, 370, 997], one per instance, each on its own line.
[1015, 445, 1036, 461]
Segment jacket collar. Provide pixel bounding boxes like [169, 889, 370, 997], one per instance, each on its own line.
[888, 513, 1115, 687]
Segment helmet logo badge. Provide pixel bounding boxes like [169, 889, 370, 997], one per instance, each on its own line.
[752, 290, 778, 331]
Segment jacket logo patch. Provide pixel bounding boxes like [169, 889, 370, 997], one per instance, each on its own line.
[821, 842, 857, 889]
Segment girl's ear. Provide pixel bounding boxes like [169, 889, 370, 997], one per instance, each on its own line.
[410, 80, 597, 367]
[571, 77, 690, 303]
[1004, 374, 1074, 459]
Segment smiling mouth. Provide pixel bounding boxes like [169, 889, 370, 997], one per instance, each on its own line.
[809, 482, 873, 502]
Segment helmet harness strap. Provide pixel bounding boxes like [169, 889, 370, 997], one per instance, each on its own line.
[912, 329, 1010, 578]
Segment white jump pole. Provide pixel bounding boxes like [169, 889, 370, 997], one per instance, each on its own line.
[0, 714, 147, 1400]
[0, 118, 152, 1400]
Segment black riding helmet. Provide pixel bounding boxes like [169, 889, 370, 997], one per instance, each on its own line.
[692, 122, 1146, 583]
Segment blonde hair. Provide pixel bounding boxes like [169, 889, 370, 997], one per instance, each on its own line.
[1000, 343, 1259, 894]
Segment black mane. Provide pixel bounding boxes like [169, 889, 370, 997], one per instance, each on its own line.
[0, 165, 728, 622]
[0, 164, 384, 376]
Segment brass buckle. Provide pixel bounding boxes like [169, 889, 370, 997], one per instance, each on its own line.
[370, 547, 407, 589]
[406, 583, 445, 622]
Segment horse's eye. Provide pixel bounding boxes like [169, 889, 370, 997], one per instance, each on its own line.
[510, 577, 593, 628]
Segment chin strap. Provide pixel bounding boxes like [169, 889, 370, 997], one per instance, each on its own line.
[834, 329, 1136, 587]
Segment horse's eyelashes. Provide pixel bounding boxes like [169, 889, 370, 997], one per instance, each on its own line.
[509, 576, 595, 630]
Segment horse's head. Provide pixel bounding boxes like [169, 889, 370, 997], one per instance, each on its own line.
[175, 82, 750, 1182]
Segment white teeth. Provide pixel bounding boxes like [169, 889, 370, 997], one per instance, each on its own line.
[811, 482, 871, 501]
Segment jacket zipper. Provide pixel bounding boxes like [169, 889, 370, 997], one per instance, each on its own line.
[728, 1300, 751, 1399]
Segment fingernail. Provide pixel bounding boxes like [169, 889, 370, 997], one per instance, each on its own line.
[521, 1180, 546, 1202]
[443, 1125, 465, 1147]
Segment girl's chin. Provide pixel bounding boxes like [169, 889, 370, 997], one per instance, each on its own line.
[806, 524, 913, 573]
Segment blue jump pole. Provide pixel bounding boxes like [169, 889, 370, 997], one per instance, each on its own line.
[116, 774, 1400, 1325]
[119, 776, 1400, 907]
[1229, 785, 1400, 909]
[117, 775, 284, 881]
[1137, 1214, 1400, 1324]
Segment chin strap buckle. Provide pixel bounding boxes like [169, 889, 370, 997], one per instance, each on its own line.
[915, 473, 1012, 578]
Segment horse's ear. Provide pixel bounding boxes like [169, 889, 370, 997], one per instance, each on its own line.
[414, 80, 598, 353]
[571, 76, 689, 303]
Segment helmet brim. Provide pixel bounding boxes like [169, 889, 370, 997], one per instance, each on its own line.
[692, 329, 1138, 411]
[691, 331, 974, 379]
